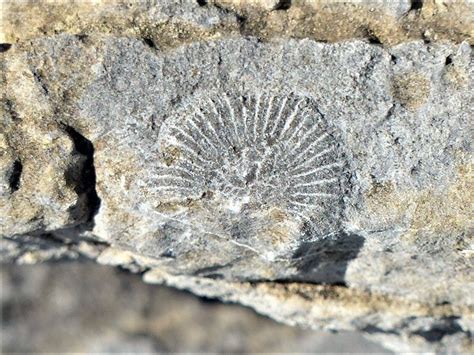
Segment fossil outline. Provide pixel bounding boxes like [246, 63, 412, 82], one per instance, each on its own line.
[154, 92, 345, 240]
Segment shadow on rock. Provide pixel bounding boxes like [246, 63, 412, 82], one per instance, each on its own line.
[291, 231, 365, 284]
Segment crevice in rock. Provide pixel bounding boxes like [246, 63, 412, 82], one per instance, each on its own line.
[8, 159, 22, 193]
[142, 37, 157, 49]
[149, 114, 158, 131]
[3, 232, 109, 264]
[32, 70, 49, 95]
[409, 0, 423, 11]
[247, 278, 350, 291]
[362, 325, 400, 336]
[235, 14, 247, 33]
[274, 0, 292, 11]
[445, 55, 453, 66]
[196, 0, 207, 6]
[412, 317, 464, 342]
[381, 104, 396, 126]
[75, 33, 88, 42]
[364, 28, 383, 45]
[197, 296, 222, 304]
[0, 43, 12, 52]
[368, 35, 382, 45]
[6, 232, 66, 248]
[62, 123, 101, 224]
[192, 259, 240, 277]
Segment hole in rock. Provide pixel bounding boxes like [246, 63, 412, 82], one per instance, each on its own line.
[0, 43, 12, 52]
[274, 0, 292, 10]
[410, 0, 423, 10]
[143, 37, 156, 48]
[9, 160, 23, 193]
[63, 124, 101, 222]
[445, 55, 453, 66]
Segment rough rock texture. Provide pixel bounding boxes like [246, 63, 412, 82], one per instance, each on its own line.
[1, 1, 473, 352]
[2, 0, 473, 46]
[2, 262, 390, 353]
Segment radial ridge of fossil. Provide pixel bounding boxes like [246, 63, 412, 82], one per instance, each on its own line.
[154, 93, 346, 259]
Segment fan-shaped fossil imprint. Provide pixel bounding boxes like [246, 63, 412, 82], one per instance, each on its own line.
[155, 93, 346, 258]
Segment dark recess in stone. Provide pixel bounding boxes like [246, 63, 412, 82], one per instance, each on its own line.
[75, 34, 88, 42]
[196, 0, 207, 6]
[143, 37, 156, 49]
[4, 234, 63, 250]
[198, 296, 222, 304]
[368, 36, 382, 45]
[445, 55, 453, 65]
[364, 28, 382, 45]
[168, 286, 223, 304]
[63, 124, 101, 222]
[275, 0, 292, 10]
[410, 0, 423, 11]
[5, 99, 19, 121]
[384, 105, 396, 122]
[192, 259, 239, 278]
[160, 249, 176, 259]
[0, 43, 12, 52]
[362, 325, 399, 336]
[32, 70, 49, 95]
[233, 13, 247, 33]
[8, 160, 23, 193]
[412, 317, 465, 342]
[291, 232, 365, 285]
[202, 273, 225, 280]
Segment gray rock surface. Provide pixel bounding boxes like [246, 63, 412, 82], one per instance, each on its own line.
[1, 262, 390, 353]
[1, 2, 473, 352]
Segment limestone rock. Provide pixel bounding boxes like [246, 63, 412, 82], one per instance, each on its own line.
[1, 1, 473, 352]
